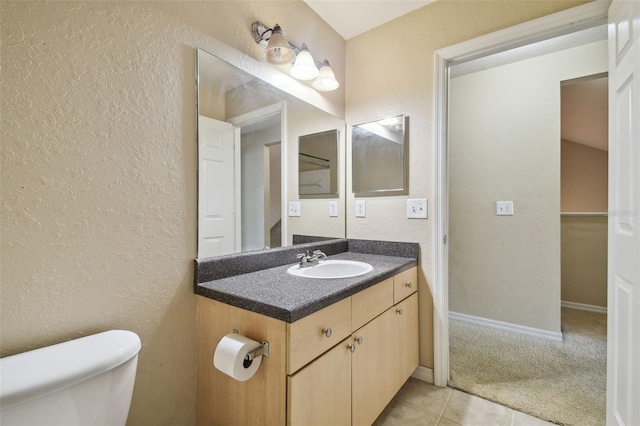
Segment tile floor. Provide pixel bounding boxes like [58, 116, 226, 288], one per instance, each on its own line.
[374, 378, 555, 426]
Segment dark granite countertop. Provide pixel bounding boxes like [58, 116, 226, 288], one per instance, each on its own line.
[195, 239, 418, 323]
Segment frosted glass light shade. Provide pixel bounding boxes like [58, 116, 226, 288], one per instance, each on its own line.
[312, 60, 339, 92]
[264, 24, 295, 64]
[290, 44, 319, 80]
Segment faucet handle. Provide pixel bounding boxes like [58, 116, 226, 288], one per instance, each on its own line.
[312, 250, 327, 259]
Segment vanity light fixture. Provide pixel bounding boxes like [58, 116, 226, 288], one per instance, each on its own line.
[263, 24, 296, 64]
[290, 44, 319, 81]
[251, 21, 339, 91]
[312, 60, 339, 92]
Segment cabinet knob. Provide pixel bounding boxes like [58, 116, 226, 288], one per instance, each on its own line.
[405, 282, 412, 289]
[396, 308, 403, 315]
[348, 344, 356, 353]
[354, 336, 363, 345]
[322, 328, 332, 338]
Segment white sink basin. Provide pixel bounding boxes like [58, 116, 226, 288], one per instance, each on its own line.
[287, 259, 373, 279]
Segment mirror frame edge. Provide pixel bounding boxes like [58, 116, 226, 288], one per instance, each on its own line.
[352, 115, 409, 198]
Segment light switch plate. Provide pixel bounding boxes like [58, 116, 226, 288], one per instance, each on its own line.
[407, 199, 428, 219]
[355, 200, 366, 218]
[329, 201, 338, 217]
[289, 201, 301, 217]
[496, 201, 514, 216]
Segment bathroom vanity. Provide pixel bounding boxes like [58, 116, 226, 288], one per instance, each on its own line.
[195, 239, 419, 426]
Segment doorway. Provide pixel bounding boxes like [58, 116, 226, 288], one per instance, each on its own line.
[444, 25, 608, 425]
[432, 1, 611, 388]
[228, 102, 285, 252]
[560, 74, 609, 315]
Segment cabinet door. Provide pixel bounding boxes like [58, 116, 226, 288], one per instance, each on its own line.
[351, 308, 397, 426]
[287, 339, 351, 426]
[394, 293, 419, 389]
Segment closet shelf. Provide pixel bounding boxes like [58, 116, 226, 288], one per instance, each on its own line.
[561, 212, 608, 217]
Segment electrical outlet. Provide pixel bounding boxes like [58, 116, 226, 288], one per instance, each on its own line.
[356, 200, 366, 218]
[496, 201, 514, 216]
[407, 199, 428, 219]
[329, 201, 338, 217]
[289, 201, 301, 217]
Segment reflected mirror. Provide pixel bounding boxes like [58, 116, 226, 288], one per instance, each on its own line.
[298, 129, 339, 197]
[197, 48, 346, 259]
[352, 115, 409, 196]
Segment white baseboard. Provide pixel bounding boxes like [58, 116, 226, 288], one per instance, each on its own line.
[561, 300, 607, 314]
[411, 365, 434, 384]
[449, 311, 563, 342]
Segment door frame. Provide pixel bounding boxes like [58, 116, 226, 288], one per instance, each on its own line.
[228, 101, 287, 251]
[432, 0, 610, 387]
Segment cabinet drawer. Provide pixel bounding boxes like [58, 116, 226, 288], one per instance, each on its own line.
[351, 278, 393, 331]
[393, 266, 417, 304]
[287, 297, 351, 374]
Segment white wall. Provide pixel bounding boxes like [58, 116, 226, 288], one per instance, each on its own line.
[448, 40, 607, 333]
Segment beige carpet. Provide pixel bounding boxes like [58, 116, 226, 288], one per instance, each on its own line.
[449, 308, 606, 426]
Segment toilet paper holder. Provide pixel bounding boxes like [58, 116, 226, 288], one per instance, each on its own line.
[232, 329, 269, 361]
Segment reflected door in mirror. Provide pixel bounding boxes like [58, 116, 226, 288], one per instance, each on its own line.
[198, 116, 240, 258]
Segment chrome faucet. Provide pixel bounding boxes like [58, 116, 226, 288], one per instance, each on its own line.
[296, 250, 327, 267]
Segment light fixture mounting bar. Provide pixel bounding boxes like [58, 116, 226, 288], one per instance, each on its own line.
[251, 21, 302, 53]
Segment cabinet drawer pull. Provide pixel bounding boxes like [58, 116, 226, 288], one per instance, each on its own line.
[396, 308, 403, 315]
[405, 282, 412, 288]
[348, 344, 356, 353]
[322, 328, 332, 338]
[354, 336, 363, 345]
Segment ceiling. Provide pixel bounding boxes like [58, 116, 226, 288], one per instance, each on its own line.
[303, 0, 434, 40]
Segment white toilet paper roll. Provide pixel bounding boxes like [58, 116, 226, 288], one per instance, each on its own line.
[213, 333, 263, 381]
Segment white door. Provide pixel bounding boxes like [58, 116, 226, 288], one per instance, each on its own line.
[607, 1, 640, 425]
[197, 116, 239, 258]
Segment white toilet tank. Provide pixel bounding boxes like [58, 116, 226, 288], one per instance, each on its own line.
[0, 330, 141, 426]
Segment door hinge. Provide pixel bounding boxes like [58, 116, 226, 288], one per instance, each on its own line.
[444, 234, 447, 244]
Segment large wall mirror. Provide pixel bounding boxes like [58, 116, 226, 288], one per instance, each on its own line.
[352, 115, 409, 196]
[197, 48, 346, 259]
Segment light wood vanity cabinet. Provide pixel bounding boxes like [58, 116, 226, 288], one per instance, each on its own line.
[196, 266, 418, 426]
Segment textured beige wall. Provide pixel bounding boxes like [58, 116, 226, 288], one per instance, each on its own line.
[345, 0, 590, 367]
[0, 2, 344, 425]
[561, 139, 608, 212]
[448, 41, 607, 333]
[561, 216, 607, 307]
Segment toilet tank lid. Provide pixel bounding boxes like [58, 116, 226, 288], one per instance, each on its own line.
[0, 330, 141, 409]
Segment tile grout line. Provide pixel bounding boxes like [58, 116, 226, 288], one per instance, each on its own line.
[392, 397, 442, 419]
[438, 388, 455, 420]
[392, 386, 456, 422]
